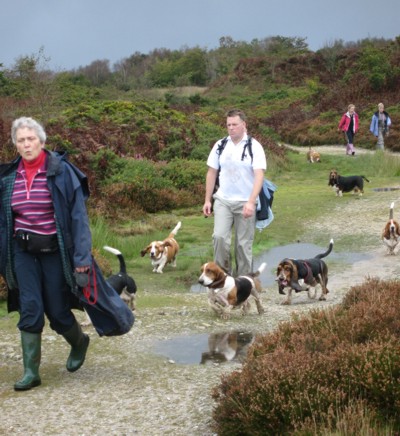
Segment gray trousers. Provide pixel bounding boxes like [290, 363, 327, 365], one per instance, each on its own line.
[377, 127, 385, 150]
[213, 196, 256, 276]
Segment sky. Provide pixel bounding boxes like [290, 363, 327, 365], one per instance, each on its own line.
[1, 0, 400, 71]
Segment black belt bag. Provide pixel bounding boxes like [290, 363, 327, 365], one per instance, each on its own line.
[15, 231, 59, 254]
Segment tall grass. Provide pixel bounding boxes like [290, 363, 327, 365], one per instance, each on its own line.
[87, 148, 400, 293]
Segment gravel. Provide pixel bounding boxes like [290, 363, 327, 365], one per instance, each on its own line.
[1, 149, 399, 435]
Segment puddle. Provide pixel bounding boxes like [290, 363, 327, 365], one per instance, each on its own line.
[153, 331, 254, 365]
[372, 187, 400, 192]
[192, 242, 372, 291]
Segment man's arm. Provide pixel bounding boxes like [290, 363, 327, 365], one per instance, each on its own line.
[202, 167, 219, 217]
[243, 168, 265, 218]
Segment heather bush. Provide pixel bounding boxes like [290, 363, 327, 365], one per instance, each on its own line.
[212, 278, 400, 435]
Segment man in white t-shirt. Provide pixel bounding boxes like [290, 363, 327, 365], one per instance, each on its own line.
[202, 109, 267, 275]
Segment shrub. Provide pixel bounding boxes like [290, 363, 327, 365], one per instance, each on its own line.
[211, 278, 400, 435]
[160, 159, 206, 189]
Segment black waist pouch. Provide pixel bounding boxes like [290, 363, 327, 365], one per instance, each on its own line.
[15, 231, 58, 254]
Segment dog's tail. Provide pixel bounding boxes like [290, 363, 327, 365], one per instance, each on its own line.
[362, 176, 370, 183]
[251, 262, 267, 277]
[314, 239, 334, 260]
[103, 245, 127, 274]
[390, 202, 394, 220]
[171, 221, 182, 236]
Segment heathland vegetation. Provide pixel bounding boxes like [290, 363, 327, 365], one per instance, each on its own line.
[1, 35, 400, 434]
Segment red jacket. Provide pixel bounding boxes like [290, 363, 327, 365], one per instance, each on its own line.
[338, 112, 359, 133]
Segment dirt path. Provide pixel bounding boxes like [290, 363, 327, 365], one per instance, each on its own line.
[1, 148, 400, 435]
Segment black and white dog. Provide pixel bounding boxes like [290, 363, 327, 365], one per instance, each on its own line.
[103, 246, 137, 309]
[81, 246, 137, 326]
[328, 170, 370, 197]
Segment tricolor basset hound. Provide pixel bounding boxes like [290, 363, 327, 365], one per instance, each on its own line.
[198, 262, 266, 319]
[382, 202, 400, 255]
[328, 170, 370, 197]
[276, 239, 333, 305]
[140, 221, 181, 273]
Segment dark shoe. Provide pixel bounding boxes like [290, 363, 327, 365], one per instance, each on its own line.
[352, 152, 355, 155]
[14, 331, 42, 391]
[62, 321, 90, 372]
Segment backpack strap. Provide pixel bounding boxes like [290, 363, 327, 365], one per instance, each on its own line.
[216, 137, 228, 163]
[241, 136, 253, 163]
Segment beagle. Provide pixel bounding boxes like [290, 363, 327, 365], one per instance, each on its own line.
[306, 147, 321, 163]
[328, 170, 370, 197]
[140, 221, 181, 273]
[382, 202, 400, 255]
[198, 261, 266, 319]
[276, 239, 333, 305]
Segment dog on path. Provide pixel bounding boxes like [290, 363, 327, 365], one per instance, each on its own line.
[140, 222, 181, 273]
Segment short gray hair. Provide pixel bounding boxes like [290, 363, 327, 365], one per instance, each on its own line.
[11, 117, 47, 145]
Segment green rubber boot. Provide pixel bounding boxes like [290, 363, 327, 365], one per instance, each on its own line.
[62, 320, 90, 372]
[14, 331, 42, 391]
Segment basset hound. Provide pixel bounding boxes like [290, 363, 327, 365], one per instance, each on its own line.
[382, 202, 400, 255]
[140, 221, 181, 273]
[307, 147, 321, 163]
[198, 261, 265, 319]
[276, 239, 333, 305]
[328, 170, 370, 197]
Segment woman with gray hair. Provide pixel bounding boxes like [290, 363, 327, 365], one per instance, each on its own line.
[370, 103, 392, 150]
[0, 117, 92, 390]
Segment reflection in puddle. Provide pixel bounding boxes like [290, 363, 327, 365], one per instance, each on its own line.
[191, 243, 372, 291]
[153, 331, 254, 365]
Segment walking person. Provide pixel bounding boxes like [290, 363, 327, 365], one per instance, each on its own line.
[0, 117, 133, 391]
[370, 103, 392, 150]
[202, 109, 266, 276]
[338, 104, 359, 156]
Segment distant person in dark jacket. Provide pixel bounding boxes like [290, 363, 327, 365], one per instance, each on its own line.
[338, 104, 359, 156]
[0, 117, 93, 391]
[370, 103, 392, 150]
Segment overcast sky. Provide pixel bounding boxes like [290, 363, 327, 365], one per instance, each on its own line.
[1, 0, 399, 71]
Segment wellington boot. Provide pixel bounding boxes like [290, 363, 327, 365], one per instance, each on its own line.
[62, 320, 90, 372]
[14, 331, 42, 391]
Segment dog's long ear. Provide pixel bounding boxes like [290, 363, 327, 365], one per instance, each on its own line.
[290, 262, 298, 282]
[140, 246, 151, 257]
[382, 223, 390, 239]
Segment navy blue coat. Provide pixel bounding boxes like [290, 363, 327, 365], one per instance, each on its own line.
[0, 150, 134, 336]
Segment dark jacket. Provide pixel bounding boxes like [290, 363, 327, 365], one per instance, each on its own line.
[0, 150, 91, 294]
[0, 150, 134, 336]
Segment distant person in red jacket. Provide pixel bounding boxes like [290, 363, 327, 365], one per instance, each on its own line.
[338, 104, 359, 156]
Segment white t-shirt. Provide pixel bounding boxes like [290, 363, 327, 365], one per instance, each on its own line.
[207, 134, 267, 201]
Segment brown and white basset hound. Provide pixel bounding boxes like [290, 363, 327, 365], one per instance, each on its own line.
[198, 261, 265, 319]
[140, 221, 181, 273]
[382, 202, 400, 255]
[306, 147, 321, 163]
[276, 239, 333, 305]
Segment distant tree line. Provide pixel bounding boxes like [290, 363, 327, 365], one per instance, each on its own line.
[1, 35, 397, 101]
[1, 35, 310, 92]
